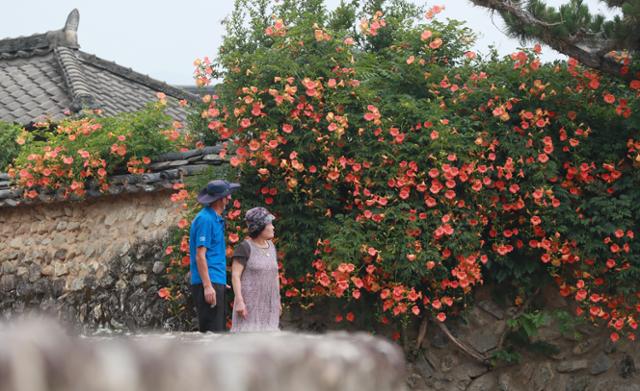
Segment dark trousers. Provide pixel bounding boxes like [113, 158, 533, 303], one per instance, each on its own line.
[191, 283, 226, 332]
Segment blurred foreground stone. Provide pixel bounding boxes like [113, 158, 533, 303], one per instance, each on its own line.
[0, 317, 406, 391]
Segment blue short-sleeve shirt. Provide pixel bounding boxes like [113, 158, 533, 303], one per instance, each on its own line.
[189, 207, 227, 285]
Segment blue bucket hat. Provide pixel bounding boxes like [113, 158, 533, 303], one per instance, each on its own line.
[197, 180, 240, 204]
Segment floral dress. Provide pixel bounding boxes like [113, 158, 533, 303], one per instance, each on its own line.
[230, 239, 281, 332]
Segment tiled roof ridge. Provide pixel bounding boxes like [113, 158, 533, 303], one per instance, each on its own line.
[176, 85, 218, 96]
[78, 52, 200, 103]
[0, 47, 52, 60]
[0, 145, 226, 208]
[0, 9, 80, 56]
[54, 47, 98, 112]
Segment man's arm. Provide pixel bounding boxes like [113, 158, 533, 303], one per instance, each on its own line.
[196, 246, 216, 306]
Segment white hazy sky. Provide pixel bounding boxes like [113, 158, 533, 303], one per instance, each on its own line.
[0, 0, 617, 86]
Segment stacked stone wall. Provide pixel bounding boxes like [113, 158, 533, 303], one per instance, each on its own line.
[0, 191, 186, 329]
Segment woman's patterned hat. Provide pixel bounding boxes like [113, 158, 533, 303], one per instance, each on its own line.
[245, 207, 275, 236]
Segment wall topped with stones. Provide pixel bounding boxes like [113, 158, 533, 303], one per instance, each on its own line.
[0, 145, 224, 207]
[0, 190, 188, 330]
[0, 146, 226, 328]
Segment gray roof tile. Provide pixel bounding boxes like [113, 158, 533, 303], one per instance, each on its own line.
[0, 53, 73, 124]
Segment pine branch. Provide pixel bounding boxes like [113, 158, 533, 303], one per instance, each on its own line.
[436, 321, 490, 364]
[470, 0, 635, 80]
[602, 0, 630, 7]
[415, 316, 428, 351]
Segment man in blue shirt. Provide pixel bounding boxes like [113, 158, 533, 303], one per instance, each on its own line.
[190, 179, 240, 332]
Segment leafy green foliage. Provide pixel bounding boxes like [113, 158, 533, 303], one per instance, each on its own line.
[170, 0, 640, 343]
[507, 311, 548, 338]
[0, 121, 24, 170]
[491, 348, 522, 366]
[8, 102, 184, 197]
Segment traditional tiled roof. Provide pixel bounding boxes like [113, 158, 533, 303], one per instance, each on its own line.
[0, 146, 226, 208]
[0, 9, 199, 125]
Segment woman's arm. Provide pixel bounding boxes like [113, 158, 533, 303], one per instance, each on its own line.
[231, 259, 248, 318]
[275, 243, 283, 316]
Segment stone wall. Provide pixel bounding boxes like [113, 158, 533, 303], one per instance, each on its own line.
[0, 318, 407, 391]
[282, 290, 640, 390]
[0, 191, 186, 329]
[404, 291, 640, 391]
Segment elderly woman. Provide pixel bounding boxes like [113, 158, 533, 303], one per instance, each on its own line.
[230, 207, 281, 332]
